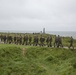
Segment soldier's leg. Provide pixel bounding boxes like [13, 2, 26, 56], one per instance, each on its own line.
[72, 44, 74, 49]
[57, 42, 59, 48]
[69, 43, 71, 49]
[49, 42, 52, 47]
[60, 42, 63, 48]
[42, 42, 44, 46]
[47, 42, 49, 47]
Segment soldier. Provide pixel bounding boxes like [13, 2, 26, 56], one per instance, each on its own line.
[7, 34, 9, 43]
[16, 35, 20, 45]
[19, 35, 22, 45]
[25, 35, 28, 45]
[7, 34, 12, 44]
[40, 35, 45, 46]
[33, 35, 36, 46]
[29, 36, 32, 45]
[0, 34, 3, 42]
[23, 35, 26, 45]
[57, 35, 63, 48]
[35, 36, 39, 46]
[49, 35, 52, 47]
[69, 36, 74, 49]
[3, 34, 7, 43]
[33, 35, 38, 46]
[0, 34, 1, 41]
[23, 35, 28, 45]
[9, 35, 12, 44]
[46, 36, 49, 47]
[14, 35, 17, 44]
[54, 35, 58, 47]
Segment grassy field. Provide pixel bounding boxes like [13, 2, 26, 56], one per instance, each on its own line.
[0, 44, 76, 75]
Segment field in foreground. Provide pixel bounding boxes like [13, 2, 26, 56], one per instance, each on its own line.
[0, 44, 76, 75]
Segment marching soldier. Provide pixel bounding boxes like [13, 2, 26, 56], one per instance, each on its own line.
[69, 36, 74, 49]
[29, 36, 32, 45]
[3, 34, 7, 43]
[23, 35, 26, 45]
[33, 35, 39, 46]
[40, 35, 45, 46]
[0, 34, 3, 42]
[23, 35, 28, 45]
[57, 35, 63, 48]
[46, 36, 49, 47]
[16, 35, 20, 45]
[54, 35, 58, 47]
[49, 35, 52, 47]
[7, 35, 12, 44]
[19, 35, 22, 45]
[14, 35, 17, 44]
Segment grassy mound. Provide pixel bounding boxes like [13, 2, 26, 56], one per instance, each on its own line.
[0, 45, 76, 75]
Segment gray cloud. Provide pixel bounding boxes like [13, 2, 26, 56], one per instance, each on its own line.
[0, 0, 76, 31]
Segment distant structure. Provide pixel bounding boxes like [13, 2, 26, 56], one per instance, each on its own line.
[43, 28, 45, 34]
[40, 31, 42, 34]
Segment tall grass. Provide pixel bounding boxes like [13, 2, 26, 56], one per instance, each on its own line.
[0, 44, 76, 75]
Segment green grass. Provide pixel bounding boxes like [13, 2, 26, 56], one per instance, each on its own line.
[0, 44, 76, 75]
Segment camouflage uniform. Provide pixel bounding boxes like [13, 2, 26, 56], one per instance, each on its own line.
[57, 35, 63, 48]
[16, 35, 20, 45]
[69, 36, 74, 49]
[49, 35, 52, 47]
[14, 35, 17, 44]
[23, 35, 28, 45]
[46, 37, 49, 47]
[40, 36, 45, 46]
[19, 35, 22, 45]
[0, 34, 3, 42]
[54, 35, 58, 47]
[29, 36, 32, 45]
[3, 35, 7, 43]
[33, 36, 39, 46]
[7, 35, 12, 44]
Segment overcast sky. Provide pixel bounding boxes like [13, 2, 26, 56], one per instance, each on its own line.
[0, 0, 76, 32]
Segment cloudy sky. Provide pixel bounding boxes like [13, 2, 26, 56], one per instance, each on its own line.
[0, 0, 76, 32]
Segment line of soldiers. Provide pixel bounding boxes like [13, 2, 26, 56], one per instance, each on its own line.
[0, 34, 74, 49]
[54, 35, 63, 48]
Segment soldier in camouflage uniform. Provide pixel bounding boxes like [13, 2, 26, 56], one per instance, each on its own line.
[33, 35, 36, 46]
[23, 35, 28, 45]
[7, 34, 12, 44]
[3, 34, 7, 43]
[33, 35, 39, 46]
[46, 36, 49, 47]
[40, 35, 45, 46]
[57, 35, 63, 48]
[69, 36, 74, 49]
[14, 35, 17, 44]
[19, 35, 22, 45]
[54, 35, 58, 47]
[29, 36, 32, 45]
[7, 34, 9, 43]
[49, 35, 52, 47]
[0, 34, 3, 42]
[23, 35, 25, 45]
[16, 35, 20, 45]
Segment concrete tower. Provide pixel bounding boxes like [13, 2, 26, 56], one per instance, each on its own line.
[43, 28, 45, 34]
